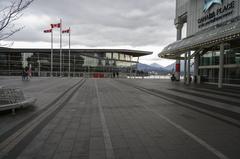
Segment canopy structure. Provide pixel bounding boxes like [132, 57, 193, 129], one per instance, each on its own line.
[159, 17, 240, 59]
[0, 48, 152, 57]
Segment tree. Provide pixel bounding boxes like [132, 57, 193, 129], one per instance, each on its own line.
[0, 0, 34, 41]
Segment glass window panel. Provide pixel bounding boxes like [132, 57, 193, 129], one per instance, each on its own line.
[119, 54, 125, 60]
[113, 53, 118, 59]
[106, 53, 112, 59]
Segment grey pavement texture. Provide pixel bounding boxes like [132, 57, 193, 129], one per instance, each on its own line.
[0, 77, 240, 159]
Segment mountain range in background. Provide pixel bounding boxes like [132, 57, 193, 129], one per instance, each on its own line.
[137, 61, 194, 74]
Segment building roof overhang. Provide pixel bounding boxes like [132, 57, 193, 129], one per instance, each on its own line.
[159, 17, 240, 59]
[0, 48, 152, 57]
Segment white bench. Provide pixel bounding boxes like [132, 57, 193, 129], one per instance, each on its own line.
[0, 87, 37, 114]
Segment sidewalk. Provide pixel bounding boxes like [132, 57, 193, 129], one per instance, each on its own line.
[0, 78, 239, 159]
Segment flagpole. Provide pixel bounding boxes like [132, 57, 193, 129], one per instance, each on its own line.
[60, 19, 62, 77]
[68, 27, 71, 77]
[51, 29, 53, 77]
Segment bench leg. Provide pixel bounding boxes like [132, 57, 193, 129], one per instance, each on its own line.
[12, 109, 16, 115]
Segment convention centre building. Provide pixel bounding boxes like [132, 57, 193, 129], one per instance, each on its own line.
[159, 0, 240, 87]
[0, 47, 152, 78]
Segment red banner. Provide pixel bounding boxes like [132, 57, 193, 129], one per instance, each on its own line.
[176, 63, 180, 72]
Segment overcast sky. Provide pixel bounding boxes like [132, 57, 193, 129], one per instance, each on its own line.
[1, 0, 177, 66]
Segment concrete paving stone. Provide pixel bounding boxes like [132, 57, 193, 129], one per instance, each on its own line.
[62, 129, 77, 140]
[138, 135, 159, 147]
[68, 122, 80, 129]
[125, 137, 146, 152]
[76, 131, 91, 141]
[131, 151, 151, 159]
[89, 137, 105, 151]
[134, 128, 148, 136]
[199, 133, 240, 148]
[79, 125, 91, 131]
[56, 139, 75, 152]
[43, 123, 58, 131]
[71, 148, 89, 157]
[217, 147, 240, 159]
[70, 153, 89, 159]
[35, 143, 58, 159]
[16, 155, 34, 159]
[34, 128, 52, 141]
[80, 118, 91, 124]
[72, 139, 89, 156]
[145, 147, 168, 159]
[53, 125, 68, 134]
[165, 147, 219, 159]
[20, 139, 45, 156]
[108, 129, 124, 137]
[52, 151, 71, 159]
[90, 128, 103, 137]
[90, 123, 102, 129]
[153, 135, 188, 151]
[114, 148, 133, 159]
[111, 136, 128, 149]
[89, 150, 106, 159]
[122, 130, 137, 138]
[58, 119, 72, 126]
[45, 133, 63, 144]
[50, 117, 62, 125]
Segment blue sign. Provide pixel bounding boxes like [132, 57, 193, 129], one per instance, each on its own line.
[204, 0, 222, 12]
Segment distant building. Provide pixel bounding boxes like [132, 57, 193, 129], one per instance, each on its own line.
[159, 0, 240, 87]
[0, 47, 152, 77]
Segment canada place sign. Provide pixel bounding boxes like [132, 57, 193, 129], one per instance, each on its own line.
[198, 0, 235, 28]
[204, 0, 222, 12]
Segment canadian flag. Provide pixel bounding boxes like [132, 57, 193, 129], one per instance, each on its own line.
[43, 29, 52, 33]
[51, 23, 61, 28]
[62, 29, 70, 33]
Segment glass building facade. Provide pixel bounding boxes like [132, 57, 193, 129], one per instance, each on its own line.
[199, 44, 240, 84]
[0, 48, 151, 77]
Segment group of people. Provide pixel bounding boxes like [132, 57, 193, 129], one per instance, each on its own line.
[112, 71, 119, 78]
[171, 73, 192, 83]
[22, 66, 32, 81]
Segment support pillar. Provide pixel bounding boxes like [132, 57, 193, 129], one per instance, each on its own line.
[218, 43, 224, 88]
[175, 23, 183, 81]
[184, 52, 187, 84]
[187, 51, 191, 85]
[194, 53, 200, 83]
[175, 61, 180, 81]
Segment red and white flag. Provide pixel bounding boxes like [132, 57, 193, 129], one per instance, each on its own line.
[51, 23, 61, 28]
[43, 29, 52, 33]
[62, 28, 70, 33]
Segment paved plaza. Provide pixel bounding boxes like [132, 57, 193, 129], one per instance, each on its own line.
[0, 77, 240, 159]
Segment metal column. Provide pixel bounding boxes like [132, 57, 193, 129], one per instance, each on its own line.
[51, 30, 53, 77]
[218, 43, 224, 88]
[184, 52, 187, 84]
[194, 53, 200, 83]
[187, 51, 191, 85]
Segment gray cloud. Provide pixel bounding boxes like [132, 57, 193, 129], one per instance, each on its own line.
[2, 0, 176, 49]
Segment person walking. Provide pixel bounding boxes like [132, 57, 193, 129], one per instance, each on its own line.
[24, 66, 29, 80]
[27, 65, 32, 79]
[22, 68, 26, 81]
[116, 72, 119, 78]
